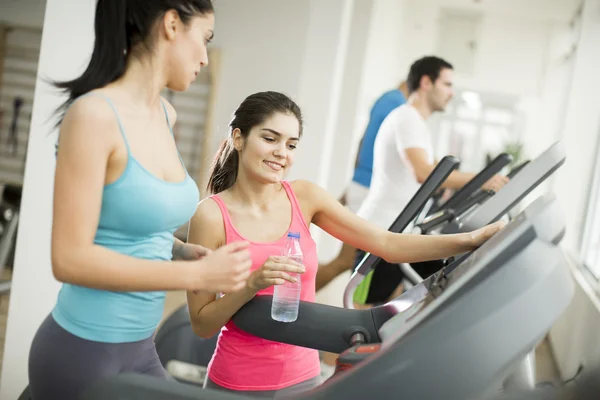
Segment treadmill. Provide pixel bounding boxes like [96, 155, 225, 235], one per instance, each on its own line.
[81, 151, 573, 400]
[151, 145, 548, 385]
[357, 141, 565, 300]
[352, 141, 566, 391]
[416, 151, 514, 227]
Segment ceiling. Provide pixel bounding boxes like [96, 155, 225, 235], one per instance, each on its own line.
[413, 0, 583, 24]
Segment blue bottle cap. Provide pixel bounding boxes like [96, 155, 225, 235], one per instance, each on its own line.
[287, 231, 301, 239]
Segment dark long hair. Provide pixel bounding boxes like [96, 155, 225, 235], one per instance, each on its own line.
[207, 91, 303, 194]
[52, 0, 214, 125]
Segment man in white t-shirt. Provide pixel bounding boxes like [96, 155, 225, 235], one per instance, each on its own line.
[357, 56, 508, 231]
[352, 56, 509, 307]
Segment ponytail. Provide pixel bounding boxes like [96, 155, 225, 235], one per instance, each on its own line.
[207, 139, 239, 194]
[53, 0, 128, 125]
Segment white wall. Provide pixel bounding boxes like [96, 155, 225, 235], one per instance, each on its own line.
[549, 0, 600, 253]
[207, 0, 310, 161]
[314, 0, 375, 306]
[0, 1, 97, 398]
[545, 0, 600, 382]
[289, 0, 354, 187]
[354, 0, 408, 129]
[549, 260, 600, 380]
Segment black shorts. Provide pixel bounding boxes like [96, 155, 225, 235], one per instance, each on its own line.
[354, 250, 443, 305]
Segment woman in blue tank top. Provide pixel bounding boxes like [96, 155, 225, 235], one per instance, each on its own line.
[27, 1, 252, 399]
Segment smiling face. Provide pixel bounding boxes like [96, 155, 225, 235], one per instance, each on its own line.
[233, 112, 301, 184]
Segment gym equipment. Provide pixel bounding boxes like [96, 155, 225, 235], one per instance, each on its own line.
[358, 142, 563, 301]
[425, 151, 513, 217]
[7, 97, 24, 156]
[80, 189, 574, 400]
[154, 155, 462, 385]
[154, 142, 565, 388]
[154, 305, 218, 385]
[0, 183, 22, 294]
[386, 142, 565, 391]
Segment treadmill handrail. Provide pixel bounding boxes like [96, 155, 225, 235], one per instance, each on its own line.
[435, 153, 512, 214]
[450, 142, 565, 233]
[232, 295, 379, 354]
[417, 160, 532, 236]
[343, 155, 460, 309]
[385, 155, 460, 233]
[417, 190, 494, 234]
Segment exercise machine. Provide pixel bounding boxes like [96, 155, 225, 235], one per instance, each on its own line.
[154, 142, 565, 388]
[152, 154, 462, 386]
[80, 185, 574, 400]
[0, 183, 21, 294]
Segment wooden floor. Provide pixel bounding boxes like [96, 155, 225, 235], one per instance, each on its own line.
[0, 274, 562, 386]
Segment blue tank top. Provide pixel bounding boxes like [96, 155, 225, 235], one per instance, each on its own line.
[52, 93, 200, 343]
[352, 89, 406, 188]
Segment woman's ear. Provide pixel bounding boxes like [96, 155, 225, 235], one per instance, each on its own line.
[232, 128, 243, 152]
[161, 10, 180, 41]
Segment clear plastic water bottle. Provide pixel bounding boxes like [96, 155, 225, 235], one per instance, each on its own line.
[271, 231, 303, 323]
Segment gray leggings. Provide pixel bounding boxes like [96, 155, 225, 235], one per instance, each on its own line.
[28, 314, 169, 400]
[204, 375, 323, 398]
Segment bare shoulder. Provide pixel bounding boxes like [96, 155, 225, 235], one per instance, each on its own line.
[192, 197, 224, 226]
[189, 197, 226, 248]
[160, 96, 178, 126]
[58, 92, 121, 151]
[62, 92, 119, 128]
[290, 179, 325, 199]
[289, 179, 329, 216]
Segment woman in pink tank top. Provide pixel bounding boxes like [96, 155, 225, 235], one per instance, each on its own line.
[186, 91, 505, 397]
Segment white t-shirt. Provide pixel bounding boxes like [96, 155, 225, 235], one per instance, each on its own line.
[357, 104, 434, 230]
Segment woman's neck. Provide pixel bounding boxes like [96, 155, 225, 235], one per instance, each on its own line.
[112, 54, 166, 110]
[228, 176, 282, 211]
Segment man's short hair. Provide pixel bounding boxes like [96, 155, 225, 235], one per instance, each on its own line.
[406, 56, 453, 93]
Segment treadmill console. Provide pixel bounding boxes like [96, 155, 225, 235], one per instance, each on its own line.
[378, 193, 555, 347]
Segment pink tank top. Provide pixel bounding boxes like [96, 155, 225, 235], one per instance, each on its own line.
[206, 181, 321, 391]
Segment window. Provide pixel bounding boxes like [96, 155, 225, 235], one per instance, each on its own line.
[0, 25, 42, 186]
[429, 90, 524, 173]
[581, 131, 600, 280]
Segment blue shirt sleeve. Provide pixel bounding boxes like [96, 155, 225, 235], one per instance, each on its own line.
[352, 90, 406, 188]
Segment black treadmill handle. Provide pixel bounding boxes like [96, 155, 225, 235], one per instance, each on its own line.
[437, 153, 512, 213]
[344, 155, 460, 309]
[388, 155, 460, 234]
[416, 210, 455, 234]
[232, 295, 379, 354]
[455, 190, 493, 216]
[417, 190, 494, 234]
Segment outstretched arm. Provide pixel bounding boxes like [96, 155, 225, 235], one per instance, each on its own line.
[406, 148, 509, 191]
[406, 148, 474, 189]
[293, 180, 504, 265]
